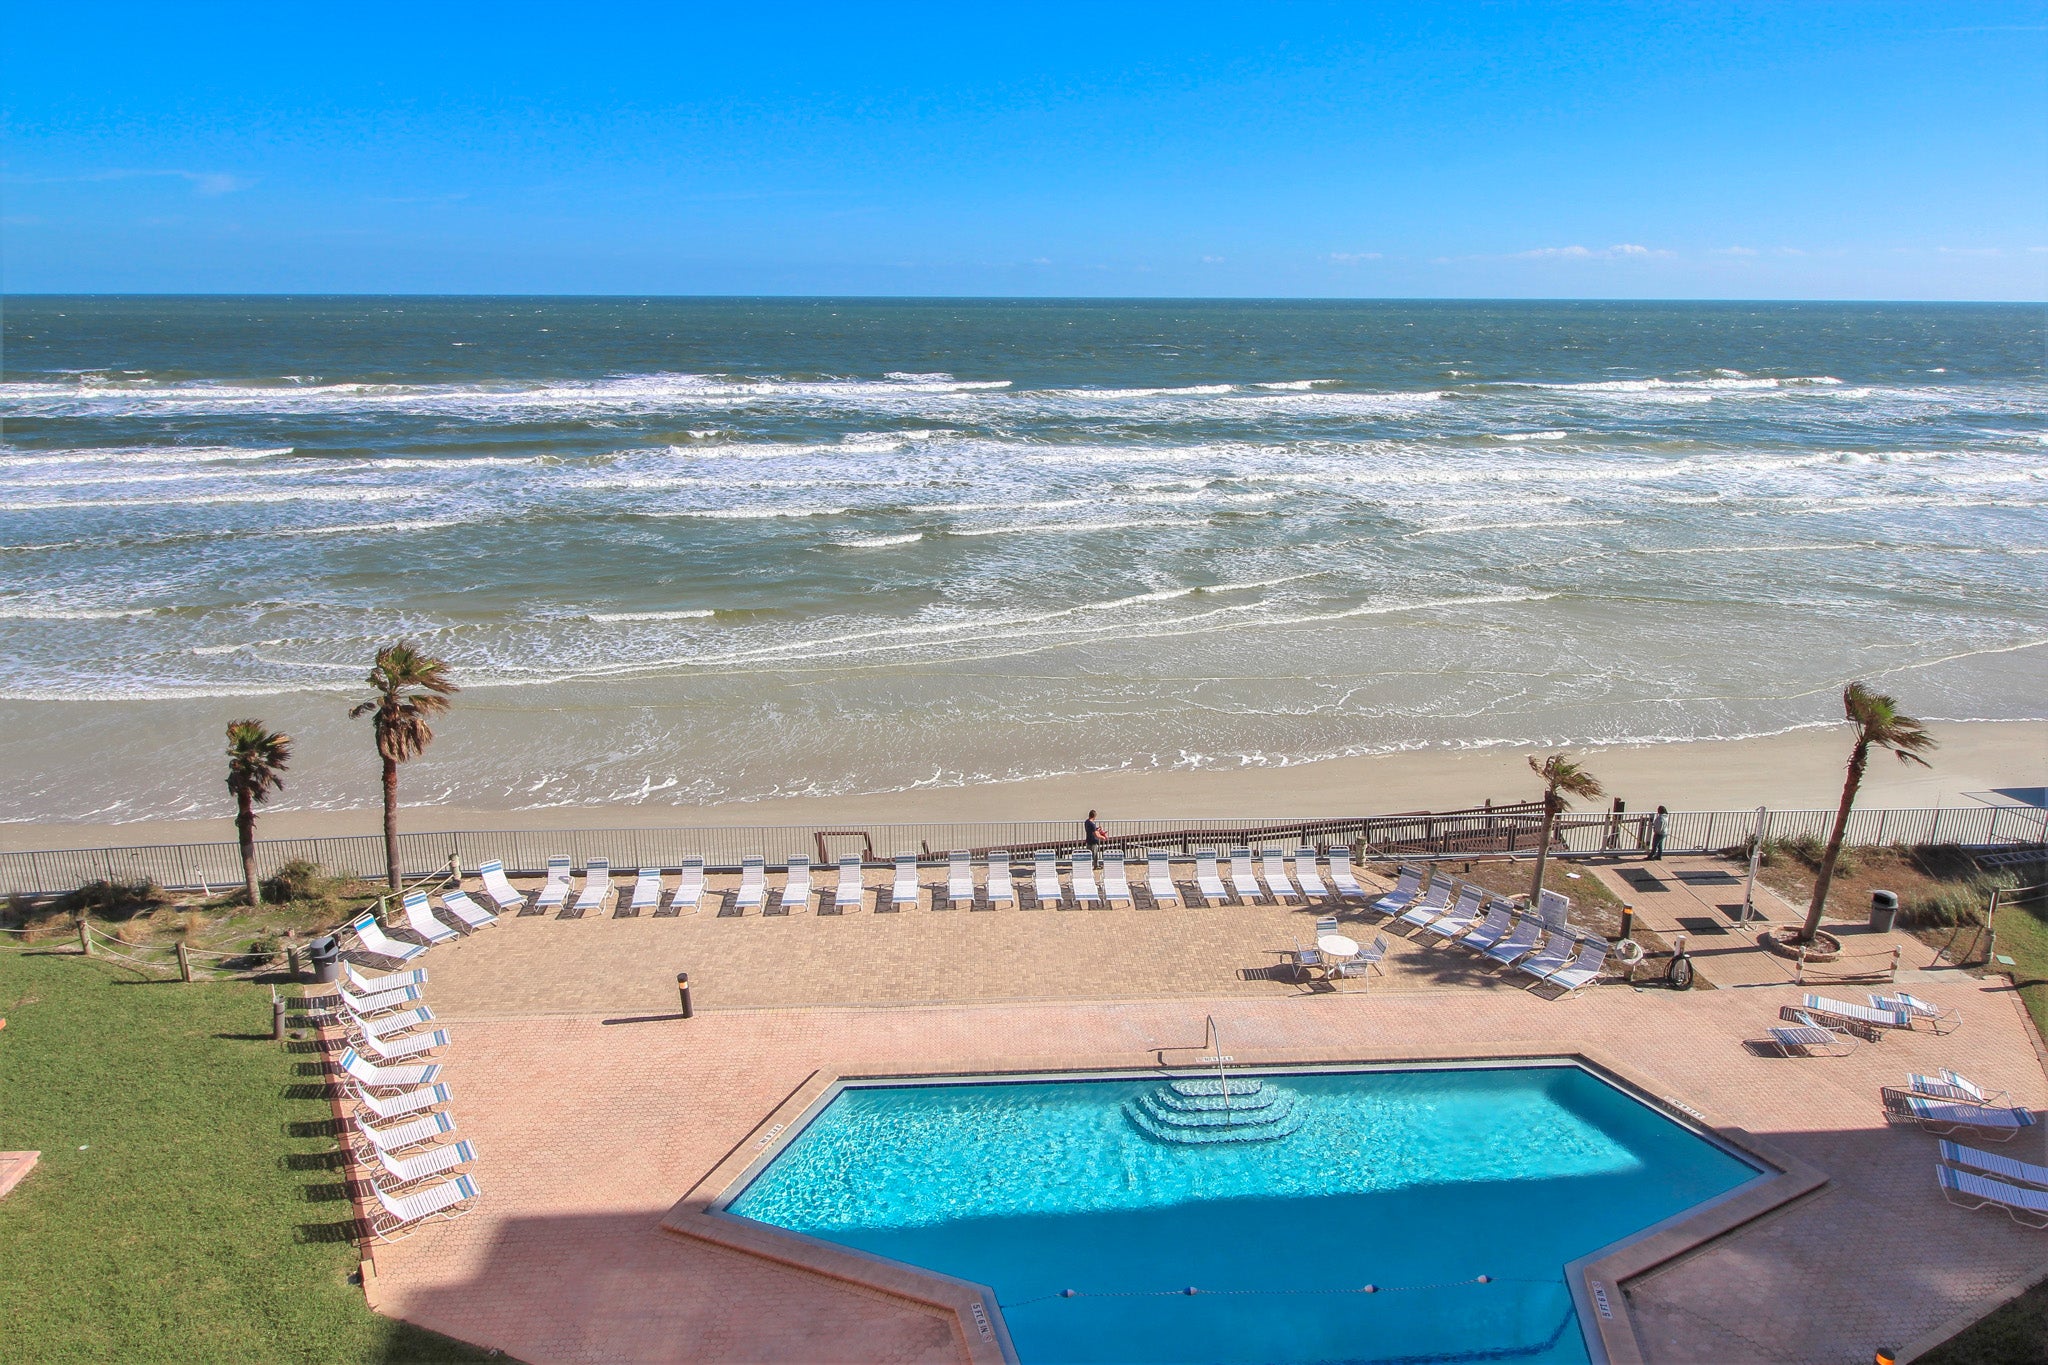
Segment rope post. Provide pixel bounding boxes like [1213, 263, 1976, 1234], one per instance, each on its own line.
[287, 945, 302, 981]
[78, 919, 92, 956]
[176, 940, 192, 983]
[1890, 945, 1900, 983]
[1795, 946, 1806, 986]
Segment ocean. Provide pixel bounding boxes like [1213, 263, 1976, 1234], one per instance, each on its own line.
[1, 297, 2042, 825]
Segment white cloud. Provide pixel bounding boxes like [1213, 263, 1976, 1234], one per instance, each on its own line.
[1513, 243, 1671, 260]
[1327, 251, 1383, 264]
[3, 168, 251, 195]
[1200, 254, 1225, 264]
[1711, 246, 1759, 256]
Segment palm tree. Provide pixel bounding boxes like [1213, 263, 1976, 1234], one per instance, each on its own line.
[1797, 682, 1936, 943]
[1526, 753, 1605, 906]
[225, 720, 293, 907]
[350, 642, 459, 890]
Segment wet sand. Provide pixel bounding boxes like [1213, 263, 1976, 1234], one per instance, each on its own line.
[4, 720, 2040, 852]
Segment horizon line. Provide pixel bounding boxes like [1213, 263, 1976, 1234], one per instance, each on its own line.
[6, 292, 2045, 306]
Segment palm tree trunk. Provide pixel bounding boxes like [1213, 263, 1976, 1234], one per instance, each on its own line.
[237, 791, 260, 907]
[1528, 796, 1558, 904]
[1800, 739, 1869, 943]
[382, 755, 401, 890]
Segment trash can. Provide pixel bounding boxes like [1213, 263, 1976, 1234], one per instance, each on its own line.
[1869, 890, 1899, 933]
[308, 934, 341, 984]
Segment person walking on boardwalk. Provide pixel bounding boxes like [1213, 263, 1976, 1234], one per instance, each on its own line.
[1084, 809, 1103, 854]
[1649, 805, 1668, 860]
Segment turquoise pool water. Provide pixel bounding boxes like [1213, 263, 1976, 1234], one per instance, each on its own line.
[725, 1065, 1762, 1365]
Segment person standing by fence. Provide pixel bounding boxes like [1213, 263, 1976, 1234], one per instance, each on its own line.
[1649, 805, 1668, 860]
[1084, 809, 1103, 855]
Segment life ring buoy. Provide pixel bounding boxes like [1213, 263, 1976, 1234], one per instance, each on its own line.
[1613, 939, 1645, 966]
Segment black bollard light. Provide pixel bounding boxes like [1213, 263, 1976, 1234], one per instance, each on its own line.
[677, 972, 694, 1019]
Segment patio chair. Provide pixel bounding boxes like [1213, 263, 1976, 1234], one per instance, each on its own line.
[1396, 877, 1453, 932]
[1315, 915, 1339, 936]
[735, 857, 768, 912]
[1910, 1070, 2010, 1108]
[1194, 849, 1228, 905]
[400, 891, 459, 945]
[1146, 851, 1180, 907]
[1939, 1140, 2048, 1190]
[778, 858, 812, 913]
[373, 1137, 477, 1190]
[1261, 849, 1298, 902]
[1370, 864, 1426, 919]
[1034, 850, 1063, 908]
[1768, 1018, 1855, 1057]
[1422, 883, 1486, 941]
[1937, 1163, 2048, 1228]
[672, 857, 705, 912]
[1290, 941, 1325, 983]
[1101, 856, 1134, 907]
[627, 869, 664, 914]
[1515, 933, 1577, 983]
[337, 1046, 441, 1094]
[1071, 855, 1101, 907]
[533, 856, 573, 910]
[573, 859, 613, 914]
[351, 1081, 451, 1125]
[345, 963, 427, 996]
[352, 1109, 458, 1160]
[1542, 938, 1610, 996]
[985, 853, 1015, 909]
[1228, 849, 1262, 903]
[476, 859, 527, 911]
[833, 856, 866, 911]
[1327, 848, 1368, 900]
[367, 1171, 479, 1243]
[440, 890, 499, 931]
[1802, 994, 1912, 1039]
[1293, 848, 1328, 899]
[358, 1026, 450, 1065]
[349, 912, 428, 963]
[947, 852, 975, 908]
[890, 854, 920, 910]
[1332, 934, 1390, 979]
[1881, 1087, 2035, 1141]
[1872, 992, 1962, 1035]
[1482, 916, 1546, 969]
[1460, 900, 1516, 953]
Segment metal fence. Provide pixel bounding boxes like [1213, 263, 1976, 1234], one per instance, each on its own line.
[3, 803, 2042, 898]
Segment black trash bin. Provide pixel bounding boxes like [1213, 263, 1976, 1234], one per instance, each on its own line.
[1869, 890, 1899, 934]
[308, 934, 341, 984]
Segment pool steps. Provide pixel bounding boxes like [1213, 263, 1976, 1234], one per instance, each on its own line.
[1126, 1078, 1303, 1144]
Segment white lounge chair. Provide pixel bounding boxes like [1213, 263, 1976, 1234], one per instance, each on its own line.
[1769, 1019, 1855, 1057]
[352, 1109, 458, 1159]
[947, 852, 975, 908]
[440, 890, 498, 931]
[1482, 916, 1545, 968]
[1370, 865, 1425, 919]
[338, 1046, 440, 1093]
[1542, 938, 1610, 995]
[890, 855, 920, 910]
[1034, 850, 1063, 908]
[1293, 848, 1328, 900]
[1228, 849, 1262, 904]
[832, 856, 866, 911]
[1260, 849, 1298, 902]
[1882, 1087, 2035, 1141]
[1396, 878, 1452, 932]
[350, 912, 427, 963]
[374, 1137, 476, 1190]
[1194, 849, 1227, 905]
[1423, 883, 1486, 941]
[352, 1081, 451, 1125]
[1803, 994, 1912, 1038]
[400, 890, 459, 946]
[1101, 857, 1134, 907]
[1938, 1163, 2048, 1227]
[350, 1005, 435, 1044]
[1911, 1070, 2010, 1108]
[476, 859, 527, 911]
[1327, 848, 1368, 900]
[1146, 851, 1179, 907]
[345, 963, 427, 996]
[628, 869, 664, 914]
[335, 981, 420, 1019]
[573, 859, 612, 914]
[1873, 992, 1962, 1035]
[533, 855, 573, 910]
[1459, 900, 1515, 952]
[672, 857, 705, 912]
[985, 852, 1015, 909]
[778, 858, 812, 914]
[1516, 933, 1577, 982]
[1071, 856, 1101, 907]
[368, 1171, 478, 1242]
[359, 1027, 449, 1065]
[1940, 1140, 2048, 1190]
[734, 857, 767, 912]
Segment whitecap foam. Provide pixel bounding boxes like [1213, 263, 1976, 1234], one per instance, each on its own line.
[829, 533, 925, 548]
[586, 608, 717, 622]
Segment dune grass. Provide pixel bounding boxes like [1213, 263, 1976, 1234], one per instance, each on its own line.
[0, 949, 490, 1364]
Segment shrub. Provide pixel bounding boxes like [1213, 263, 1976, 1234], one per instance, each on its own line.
[1901, 872, 2019, 930]
[59, 878, 172, 921]
[260, 859, 334, 905]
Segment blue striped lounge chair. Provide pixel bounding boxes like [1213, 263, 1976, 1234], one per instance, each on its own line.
[533, 856, 573, 910]
[477, 859, 526, 911]
[1423, 883, 1486, 941]
[350, 912, 427, 963]
[351, 1081, 451, 1126]
[401, 891, 459, 946]
[1769, 1013, 1854, 1057]
[891, 855, 920, 910]
[1482, 915, 1545, 968]
[573, 859, 613, 914]
[1371, 864, 1425, 918]
[1937, 1163, 2048, 1228]
[1882, 1087, 2035, 1142]
[1326, 849, 1368, 900]
[338, 1046, 440, 1094]
[351, 1109, 458, 1161]
[1396, 876, 1453, 932]
[440, 890, 499, 931]
[1911, 1070, 2009, 1107]
[1228, 849, 1262, 904]
[369, 1172, 479, 1242]
[1872, 991, 1962, 1035]
[1293, 848, 1328, 899]
[1460, 900, 1515, 953]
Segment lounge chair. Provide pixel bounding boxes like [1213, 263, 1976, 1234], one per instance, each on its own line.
[337, 1046, 440, 1093]
[352, 1081, 451, 1125]
[1459, 900, 1515, 953]
[1937, 1163, 2048, 1227]
[1034, 850, 1063, 908]
[1542, 938, 1610, 995]
[1872, 992, 1962, 1035]
[628, 869, 664, 914]
[1769, 1018, 1855, 1057]
[985, 853, 1015, 909]
[400, 891, 459, 945]
[1939, 1140, 2048, 1190]
[440, 890, 498, 931]
[947, 852, 975, 909]
[367, 1171, 478, 1242]
[1482, 916, 1545, 968]
[1396, 877, 1452, 932]
[533, 855, 573, 910]
[1516, 933, 1578, 983]
[1228, 849, 1262, 904]
[335, 981, 420, 1019]
[1194, 849, 1228, 905]
[1071, 856, 1101, 907]
[1802, 994, 1912, 1039]
[672, 857, 705, 912]
[1327, 848, 1368, 900]
[1261, 850, 1298, 903]
[833, 856, 866, 911]
[1881, 1087, 2035, 1141]
[345, 963, 427, 995]
[373, 1137, 476, 1190]
[778, 858, 812, 914]
[574, 859, 613, 914]
[1101, 856, 1134, 907]
[350, 1005, 435, 1044]
[1293, 848, 1328, 900]
[735, 857, 767, 912]
[477, 859, 527, 911]
[350, 912, 427, 963]
[1423, 883, 1486, 941]
[890, 855, 920, 910]
[1370, 864, 1426, 919]
[1146, 851, 1179, 907]
[1910, 1070, 2010, 1108]
[352, 1109, 458, 1159]
[358, 1027, 450, 1065]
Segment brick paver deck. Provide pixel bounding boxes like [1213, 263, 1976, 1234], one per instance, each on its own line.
[351, 873, 2048, 1364]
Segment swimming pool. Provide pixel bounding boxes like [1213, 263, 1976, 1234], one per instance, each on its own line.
[724, 1064, 1763, 1364]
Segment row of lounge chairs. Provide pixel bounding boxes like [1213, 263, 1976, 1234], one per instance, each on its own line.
[1863, 1059, 2045, 1227]
[1766, 992, 1964, 1056]
[1367, 863, 1607, 996]
[323, 961, 479, 1241]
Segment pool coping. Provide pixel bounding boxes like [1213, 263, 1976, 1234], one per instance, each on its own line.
[658, 1043, 1828, 1365]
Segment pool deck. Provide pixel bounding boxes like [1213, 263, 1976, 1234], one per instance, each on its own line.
[351, 865, 2048, 1364]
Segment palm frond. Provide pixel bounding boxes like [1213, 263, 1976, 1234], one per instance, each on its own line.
[1842, 682, 1937, 768]
[224, 719, 292, 804]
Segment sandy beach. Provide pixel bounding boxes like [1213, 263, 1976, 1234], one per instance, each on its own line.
[6, 718, 2040, 852]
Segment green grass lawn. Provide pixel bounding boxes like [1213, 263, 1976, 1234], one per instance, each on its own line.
[0, 949, 492, 1364]
[1986, 886, 2048, 1039]
[1917, 1277, 2048, 1365]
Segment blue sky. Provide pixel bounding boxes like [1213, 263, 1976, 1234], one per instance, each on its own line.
[4, 2, 2045, 298]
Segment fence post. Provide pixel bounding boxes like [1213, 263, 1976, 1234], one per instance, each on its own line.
[78, 919, 92, 956]
[176, 940, 192, 983]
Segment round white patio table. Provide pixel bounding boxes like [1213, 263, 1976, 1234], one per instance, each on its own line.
[1317, 933, 1359, 959]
